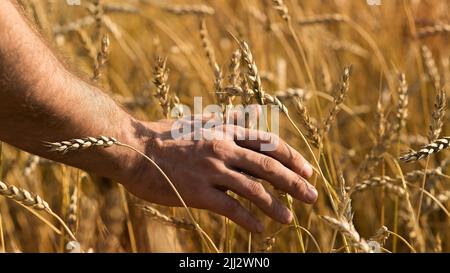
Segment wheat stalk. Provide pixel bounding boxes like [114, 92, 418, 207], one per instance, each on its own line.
[45, 136, 219, 252]
[395, 73, 409, 134]
[322, 65, 352, 137]
[92, 0, 103, 32]
[239, 41, 266, 105]
[403, 168, 444, 182]
[53, 4, 139, 35]
[261, 236, 276, 252]
[326, 39, 370, 59]
[260, 71, 276, 84]
[294, 97, 320, 148]
[92, 34, 110, 82]
[199, 19, 217, 70]
[421, 45, 441, 91]
[272, 0, 290, 22]
[102, 3, 139, 14]
[275, 88, 306, 100]
[223, 49, 242, 114]
[320, 215, 370, 253]
[141, 205, 195, 230]
[416, 24, 450, 38]
[429, 89, 446, 141]
[369, 226, 390, 246]
[228, 49, 241, 87]
[350, 176, 406, 197]
[400, 136, 450, 162]
[153, 57, 171, 118]
[75, 28, 97, 62]
[223, 86, 288, 114]
[0, 180, 76, 241]
[298, 14, 348, 26]
[235, 42, 339, 224]
[23, 155, 40, 177]
[44, 136, 118, 154]
[0, 181, 50, 211]
[422, 191, 450, 214]
[199, 19, 224, 107]
[67, 185, 79, 234]
[161, 4, 215, 16]
[357, 76, 411, 179]
[53, 16, 95, 35]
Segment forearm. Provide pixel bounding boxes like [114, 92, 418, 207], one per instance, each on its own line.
[0, 1, 144, 181]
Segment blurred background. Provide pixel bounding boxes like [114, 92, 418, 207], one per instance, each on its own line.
[0, 0, 449, 252]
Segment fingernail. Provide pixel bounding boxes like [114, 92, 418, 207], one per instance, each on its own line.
[302, 163, 314, 178]
[305, 185, 318, 203]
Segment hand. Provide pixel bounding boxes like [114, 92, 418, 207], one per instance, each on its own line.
[122, 117, 317, 233]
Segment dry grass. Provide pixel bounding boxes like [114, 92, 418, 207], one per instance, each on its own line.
[1, 0, 450, 253]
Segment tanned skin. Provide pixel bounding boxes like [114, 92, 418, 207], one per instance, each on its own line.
[0, 0, 317, 233]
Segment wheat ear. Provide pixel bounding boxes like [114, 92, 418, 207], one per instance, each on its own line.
[45, 136, 219, 253]
[416, 24, 450, 38]
[0, 180, 76, 241]
[350, 177, 406, 197]
[429, 89, 446, 142]
[297, 14, 348, 26]
[322, 65, 352, 137]
[153, 57, 171, 119]
[161, 4, 215, 16]
[67, 185, 79, 234]
[92, 34, 110, 82]
[395, 73, 409, 134]
[141, 205, 195, 230]
[421, 45, 441, 91]
[102, 3, 139, 14]
[400, 136, 450, 162]
[272, 0, 290, 22]
[320, 215, 370, 253]
[294, 97, 320, 148]
[239, 41, 265, 105]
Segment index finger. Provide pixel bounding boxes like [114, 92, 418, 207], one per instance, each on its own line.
[234, 127, 314, 178]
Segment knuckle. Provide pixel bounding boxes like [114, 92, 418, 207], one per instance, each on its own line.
[260, 156, 277, 175]
[210, 140, 227, 157]
[247, 182, 265, 199]
[292, 176, 308, 196]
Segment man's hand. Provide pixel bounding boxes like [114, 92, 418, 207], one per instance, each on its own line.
[122, 118, 317, 233]
[0, 0, 317, 233]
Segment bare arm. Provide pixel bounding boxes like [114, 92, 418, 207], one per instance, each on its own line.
[0, 0, 317, 233]
[0, 0, 142, 181]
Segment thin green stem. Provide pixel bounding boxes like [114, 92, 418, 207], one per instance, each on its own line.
[48, 210, 77, 242]
[386, 230, 416, 253]
[285, 113, 339, 210]
[286, 195, 305, 252]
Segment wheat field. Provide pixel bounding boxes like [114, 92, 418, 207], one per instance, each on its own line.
[0, 0, 449, 253]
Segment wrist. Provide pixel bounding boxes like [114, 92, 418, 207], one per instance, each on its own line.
[111, 118, 160, 187]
